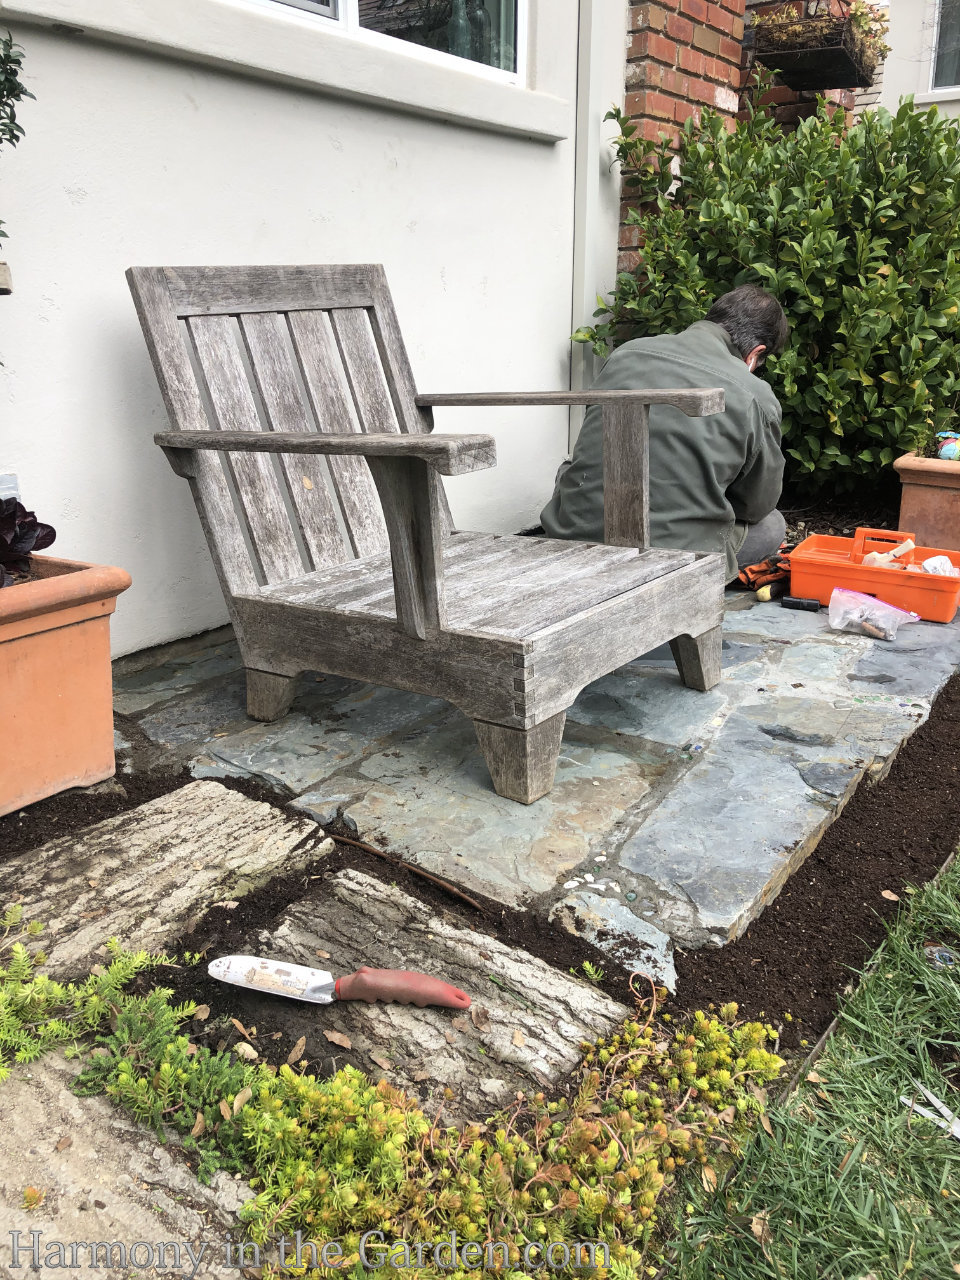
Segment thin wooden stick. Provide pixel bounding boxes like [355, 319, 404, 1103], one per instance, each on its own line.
[324, 830, 486, 914]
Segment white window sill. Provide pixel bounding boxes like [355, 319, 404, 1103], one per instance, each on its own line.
[0, 0, 569, 142]
[916, 88, 960, 105]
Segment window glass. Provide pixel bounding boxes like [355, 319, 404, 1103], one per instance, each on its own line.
[273, 0, 338, 15]
[358, 0, 517, 72]
[935, 0, 960, 87]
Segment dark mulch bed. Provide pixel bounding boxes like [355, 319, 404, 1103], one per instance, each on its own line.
[781, 493, 900, 546]
[671, 669, 960, 1048]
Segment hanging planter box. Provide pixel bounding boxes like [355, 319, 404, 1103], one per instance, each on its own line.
[0, 554, 131, 816]
[753, 11, 877, 90]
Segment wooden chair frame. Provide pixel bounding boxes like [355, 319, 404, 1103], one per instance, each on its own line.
[129, 264, 726, 803]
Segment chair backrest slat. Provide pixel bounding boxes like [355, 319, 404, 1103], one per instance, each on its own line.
[287, 309, 389, 558]
[239, 312, 348, 569]
[330, 308, 402, 435]
[127, 264, 448, 594]
[188, 315, 306, 584]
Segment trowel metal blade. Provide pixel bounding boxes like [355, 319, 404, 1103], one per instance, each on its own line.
[208, 954, 336, 1004]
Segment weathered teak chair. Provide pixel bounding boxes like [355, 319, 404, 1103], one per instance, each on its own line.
[128, 265, 726, 803]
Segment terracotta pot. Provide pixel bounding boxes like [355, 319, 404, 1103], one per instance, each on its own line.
[0, 554, 132, 817]
[894, 452, 960, 553]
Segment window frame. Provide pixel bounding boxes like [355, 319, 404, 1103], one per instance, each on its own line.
[932, 0, 960, 91]
[260, 0, 527, 86]
[0, 0, 564, 142]
[271, 0, 338, 18]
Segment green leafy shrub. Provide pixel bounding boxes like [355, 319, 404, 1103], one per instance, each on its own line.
[578, 93, 960, 496]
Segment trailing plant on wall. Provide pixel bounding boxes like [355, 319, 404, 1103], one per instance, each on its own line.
[578, 91, 960, 497]
[0, 32, 32, 251]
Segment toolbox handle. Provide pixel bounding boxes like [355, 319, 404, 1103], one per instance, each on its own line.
[851, 527, 916, 562]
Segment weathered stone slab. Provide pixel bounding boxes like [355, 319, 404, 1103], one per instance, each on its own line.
[243, 868, 630, 1124]
[138, 673, 249, 748]
[342, 714, 668, 905]
[113, 637, 243, 716]
[567, 667, 731, 747]
[192, 685, 446, 794]
[0, 1053, 250, 1279]
[548, 890, 676, 990]
[0, 781, 325, 978]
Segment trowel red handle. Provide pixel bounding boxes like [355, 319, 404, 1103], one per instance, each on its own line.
[335, 966, 470, 1009]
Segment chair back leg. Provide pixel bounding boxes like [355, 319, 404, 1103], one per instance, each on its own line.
[246, 669, 299, 721]
[669, 624, 723, 692]
[473, 711, 567, 804]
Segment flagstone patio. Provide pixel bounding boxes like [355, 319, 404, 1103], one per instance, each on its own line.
[113, 593, 960, 988]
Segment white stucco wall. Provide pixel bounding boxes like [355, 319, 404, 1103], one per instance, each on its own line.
[881, 0, 960, 115]
[0, 1, 622, 654]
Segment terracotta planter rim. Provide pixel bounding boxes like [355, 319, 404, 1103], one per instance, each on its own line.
[0, 555, 132, 629]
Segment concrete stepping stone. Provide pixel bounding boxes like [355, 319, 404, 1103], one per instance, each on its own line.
[0, 1053, 249, 1280]
[0, 781, 325, 979]
[240, 867, 630, 1124]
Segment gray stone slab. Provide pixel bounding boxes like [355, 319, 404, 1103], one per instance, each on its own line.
[113, 638, 242, 715]
[724, 598, 840, 640]
[191, 686, 446, 794]
[568, 668, 732, 747]
[138, 673, 249, 747]
[0, 781, 325, 978]
[548, 890, 676, 990]
[845, 619, 960, 697]
[248, 868, 630, 1123]
[617, 715, 837, 946]
[0, 1053, 250, 1280]
[341, 713, 668, 905]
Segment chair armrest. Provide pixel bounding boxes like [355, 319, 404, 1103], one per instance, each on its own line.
[153, 430, 496, 477]
[415, 388, 725, 417]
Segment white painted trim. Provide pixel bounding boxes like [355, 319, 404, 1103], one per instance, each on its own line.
[568, 0, 626, 451]
[0, 0, 567, 141]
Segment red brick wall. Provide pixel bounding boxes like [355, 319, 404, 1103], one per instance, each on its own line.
[619, 0, 747, 270]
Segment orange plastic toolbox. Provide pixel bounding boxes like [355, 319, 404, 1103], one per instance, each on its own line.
[788, 527, 960, 623]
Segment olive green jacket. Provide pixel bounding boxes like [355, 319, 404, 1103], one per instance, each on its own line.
[540, 321, 784, 582]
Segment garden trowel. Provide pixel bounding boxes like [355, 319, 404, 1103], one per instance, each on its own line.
[208, 954, 470, 1010]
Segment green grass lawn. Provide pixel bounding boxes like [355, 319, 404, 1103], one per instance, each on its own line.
[672, 857, 960, 1280]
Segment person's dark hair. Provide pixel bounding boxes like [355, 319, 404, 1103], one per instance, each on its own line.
[705, 285, 789, 363]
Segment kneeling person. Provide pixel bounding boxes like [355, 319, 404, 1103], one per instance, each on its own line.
[541, 285, 789, 582]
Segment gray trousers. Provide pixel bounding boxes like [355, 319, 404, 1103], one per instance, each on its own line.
[736, 510, 786, 570]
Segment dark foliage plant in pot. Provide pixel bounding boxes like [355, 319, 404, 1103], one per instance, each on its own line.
[0, 498, 55, 587]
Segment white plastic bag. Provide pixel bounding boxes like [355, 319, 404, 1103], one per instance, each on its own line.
[827, 588, 919, 641]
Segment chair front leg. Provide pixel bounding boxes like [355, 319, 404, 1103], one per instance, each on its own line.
[473, 711, 567, 804]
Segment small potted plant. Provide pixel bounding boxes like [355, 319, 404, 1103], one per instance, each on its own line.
[752, 0, 890, 91]
[0, 498, 131, 816]
[894, 428, 960, 553]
